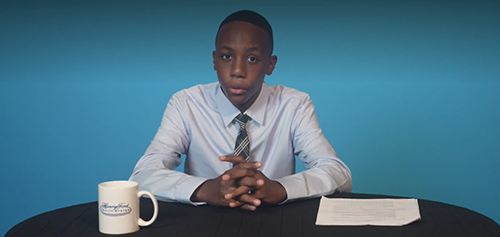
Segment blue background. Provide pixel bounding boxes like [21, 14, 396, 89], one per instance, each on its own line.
[1, 0, 499, 235]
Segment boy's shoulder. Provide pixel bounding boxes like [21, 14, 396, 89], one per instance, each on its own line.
[167, 83, 222, 111]
[171, 82, 218, 100]
[268, 84, 311, 102]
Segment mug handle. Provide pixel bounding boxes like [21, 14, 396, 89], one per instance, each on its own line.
[137, 190, 159, 227]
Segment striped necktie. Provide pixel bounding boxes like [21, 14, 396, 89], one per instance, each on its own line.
[234, 114, 250, 161]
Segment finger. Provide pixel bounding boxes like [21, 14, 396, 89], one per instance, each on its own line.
[242, 179, 265, 200]
[248, 171, 266, 187]
[240, 204, 257, 211]
[228, 199, 244, 208]
[238, 176, 262, 187]
[220, 156, 262, 167]
[228, 198, 260, 209]
[222, 167, 258, 181]
[224, 185, 251, 200]
[219, 155, 246, 164]
[238, 193, 261, 207]
[237, 161, 262, 169]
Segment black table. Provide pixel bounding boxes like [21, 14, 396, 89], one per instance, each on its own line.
[7, 193, 500, 237]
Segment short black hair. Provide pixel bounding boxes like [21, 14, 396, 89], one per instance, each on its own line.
[216, 10, 274, 53]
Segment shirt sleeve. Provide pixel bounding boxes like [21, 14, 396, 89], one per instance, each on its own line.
[275, 95, 352, 202]
[129, 93, 207, 205]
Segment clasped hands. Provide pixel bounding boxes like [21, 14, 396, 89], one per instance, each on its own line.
[191, 156, 287, 211]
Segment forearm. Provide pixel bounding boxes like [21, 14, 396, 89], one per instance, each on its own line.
[130, 153, 207, 204]
[275, 161, 352, 202]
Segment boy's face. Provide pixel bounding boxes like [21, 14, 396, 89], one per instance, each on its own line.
[213, 21, 277, 113]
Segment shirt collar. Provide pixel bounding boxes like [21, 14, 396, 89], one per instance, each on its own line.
[216, 82, 269, 127]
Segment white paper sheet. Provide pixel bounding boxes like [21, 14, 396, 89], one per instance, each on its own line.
[315, 197, 421, 226]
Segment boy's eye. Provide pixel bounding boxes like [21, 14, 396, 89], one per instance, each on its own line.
[248, 57, 259, 62]
[221, 54, 231, 60]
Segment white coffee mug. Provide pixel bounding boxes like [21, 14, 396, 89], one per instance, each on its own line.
[98, 180, 158, 235]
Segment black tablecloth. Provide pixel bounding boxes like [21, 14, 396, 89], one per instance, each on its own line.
[7, 193, 500, 237]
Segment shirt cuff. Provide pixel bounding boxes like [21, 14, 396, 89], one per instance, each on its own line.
[175, 176, 208, 205]
[274, 176, 305, 204]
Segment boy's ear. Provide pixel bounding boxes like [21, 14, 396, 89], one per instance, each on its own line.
[212, 51, 217, 71]
[266, 55, 278, 75]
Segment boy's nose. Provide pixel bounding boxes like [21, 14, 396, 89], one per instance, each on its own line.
[230, 59, 246, 78]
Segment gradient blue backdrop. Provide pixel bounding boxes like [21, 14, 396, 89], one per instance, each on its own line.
[1, 0, 499, 235]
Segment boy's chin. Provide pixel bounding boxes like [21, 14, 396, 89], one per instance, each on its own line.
[229, 99, 246, 107]
[228, 98, 250, 110]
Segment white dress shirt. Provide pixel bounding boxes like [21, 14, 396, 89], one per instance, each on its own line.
[130, 82, 352, 204]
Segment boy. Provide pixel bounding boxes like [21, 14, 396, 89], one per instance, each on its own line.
[130, 10, 352, 211]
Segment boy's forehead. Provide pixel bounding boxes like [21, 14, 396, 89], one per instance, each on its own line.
[216, 21, 272, 51]
[219, 19, 268, 34]
[218, 21, 267, 38]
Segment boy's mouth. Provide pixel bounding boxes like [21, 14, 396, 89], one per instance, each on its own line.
[228, 87, 246, 95]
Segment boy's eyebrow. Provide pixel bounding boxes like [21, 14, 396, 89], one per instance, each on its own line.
[218, 46, 261, 52]
[246, 47, 259, 52]
[220, 46, 234, 51]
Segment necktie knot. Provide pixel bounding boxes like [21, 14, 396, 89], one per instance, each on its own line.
[235, 114, 249, 127]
